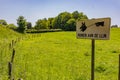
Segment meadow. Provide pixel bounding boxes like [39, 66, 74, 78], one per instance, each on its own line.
[0, 27, 120, 80]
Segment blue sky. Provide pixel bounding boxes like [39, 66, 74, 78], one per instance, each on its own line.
[0, 0, 120, 26]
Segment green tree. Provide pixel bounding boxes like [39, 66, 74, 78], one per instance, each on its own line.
[17, 16, 26, 33]
[52, 16, 60, 29]
[34, 11, 88, 31]
[78, 12, 88, 20]
[35, 18, 48, 29]
[111, 25, 118, 28]
[0, 19, 7, 25]
[72, 11, 79, 20]
[48, 18, 54, 29]
[60, 12, 72, 30]
[52, 11, 71, 30]
[65, 19, 76, 31]
[27, 22, 32, 29]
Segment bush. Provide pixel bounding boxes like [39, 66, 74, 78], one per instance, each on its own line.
[26, 29, 62, 33]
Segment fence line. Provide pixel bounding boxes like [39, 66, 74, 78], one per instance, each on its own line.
[118, 54, 120, 80]
[7, 34, 41, 80]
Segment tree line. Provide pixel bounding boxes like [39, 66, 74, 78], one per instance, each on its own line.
[0, 11, 88, 33]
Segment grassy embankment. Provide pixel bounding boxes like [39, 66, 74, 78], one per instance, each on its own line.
[0, 25, 120, 80]
[0, 25, 21, 79]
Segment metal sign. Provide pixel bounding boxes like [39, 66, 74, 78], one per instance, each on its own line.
[76, 18, 111, 40]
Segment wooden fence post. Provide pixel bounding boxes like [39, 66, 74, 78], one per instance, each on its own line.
[12, 40, 14, 48]
[9, 43, 12, 49]
[8, 62, 12, 80]
[8, 48, 16, 80]
[11, 49, 15, 63]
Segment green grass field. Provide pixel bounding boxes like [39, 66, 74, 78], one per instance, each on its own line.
[0, 26, 120, 80]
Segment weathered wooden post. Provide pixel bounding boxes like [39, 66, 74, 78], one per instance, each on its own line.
[91, 39, 95, 80]
[12, 40, 14, 48]
[8, 48, 16, 80]
[8, 62, 12, 80]
[9, 43, 12, 49]
[11, 48, 15, 63]
[118, 54, 120, 80]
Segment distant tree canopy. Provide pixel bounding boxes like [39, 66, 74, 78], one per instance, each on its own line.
[48, 18, 54, 29]
[64, 19, 76, 31]
[27, 22, 32, 29]
[111, 25, 119, 28]
[0, 11, 89, 32]
[17, 16, 26, 33]
[35, 18, 48, 29]
[35, 11, 88, 31]
[0, 19, 7, 25]
[52, 12, 72, 30]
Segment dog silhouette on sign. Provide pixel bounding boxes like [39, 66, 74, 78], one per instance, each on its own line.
[80, 22, 87, 32]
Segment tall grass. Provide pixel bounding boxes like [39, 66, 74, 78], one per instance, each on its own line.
[13, 28, 120, 80]
[0, 25, 21, 80]
[0, 26, 120, 80]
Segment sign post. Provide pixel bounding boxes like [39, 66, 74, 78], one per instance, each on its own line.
[118, 54, 120, 80]
[76, 17, 111, 80]
[91, 39, 95, 80]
